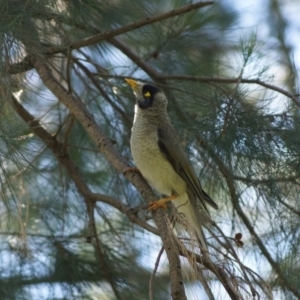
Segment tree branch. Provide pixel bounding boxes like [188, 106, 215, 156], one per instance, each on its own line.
[30, 56, 187, 300]
[157, 74, 300, 108]
[8, 2, 213, 76]
[45, 1, 214, 55]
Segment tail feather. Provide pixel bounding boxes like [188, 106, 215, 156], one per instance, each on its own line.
[175, 193, 210, 253]
[201, 189, 218, 210]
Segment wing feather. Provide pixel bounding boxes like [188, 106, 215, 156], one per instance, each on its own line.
[157, 126, 218, 211]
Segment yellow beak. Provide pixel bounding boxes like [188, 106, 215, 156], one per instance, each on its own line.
[125, 78, 139, 92]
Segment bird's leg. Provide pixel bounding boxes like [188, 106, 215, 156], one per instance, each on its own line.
[148, 195, 177, 210]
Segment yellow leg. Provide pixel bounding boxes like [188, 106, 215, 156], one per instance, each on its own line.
[148, 195, 177, 211]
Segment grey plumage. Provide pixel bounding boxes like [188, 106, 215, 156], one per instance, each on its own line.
[126, 79, 218, 252]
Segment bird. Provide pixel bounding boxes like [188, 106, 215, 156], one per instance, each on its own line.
[125, 78, 218, 253]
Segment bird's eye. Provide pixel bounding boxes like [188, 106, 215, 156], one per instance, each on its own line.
[143, 91, 151, 97]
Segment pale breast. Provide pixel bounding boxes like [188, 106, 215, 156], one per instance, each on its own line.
[131, 121, 186, 196]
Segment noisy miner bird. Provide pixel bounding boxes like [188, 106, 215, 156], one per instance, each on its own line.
[125, 79, 218, 252]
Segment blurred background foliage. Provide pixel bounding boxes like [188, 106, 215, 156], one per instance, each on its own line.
[0, 0, 300, 299]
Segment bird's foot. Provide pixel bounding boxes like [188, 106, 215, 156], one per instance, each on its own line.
[123, 167, 141, 176]
[148, 195, 177, 211]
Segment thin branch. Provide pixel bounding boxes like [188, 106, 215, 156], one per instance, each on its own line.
[233, 175, 300, 215]
[149, 246, 164, 300]
[46, 2, 214, 55]
[69, 70, 300, 110]
[157, 75, 300, 108]
[212, 223, 258, 298]
[66, 47, 73, 93]
[9, 58, 300, 112]
[272, 196, 300, 216]
[233, 175, 298, 185]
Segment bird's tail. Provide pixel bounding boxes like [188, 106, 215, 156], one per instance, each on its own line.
[175, 193, 209, 254]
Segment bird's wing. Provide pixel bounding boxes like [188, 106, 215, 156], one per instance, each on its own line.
[157, 125, 218, 211]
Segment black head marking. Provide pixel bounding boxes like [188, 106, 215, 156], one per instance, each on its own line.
[138, 84, 160, 109]
[142, 84, 160, 95]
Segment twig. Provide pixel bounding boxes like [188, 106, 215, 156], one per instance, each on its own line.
[85, 196, 95, 243]
[213, 223, 257, 298]
[149, 246, 164, 300]
[66, 47, 73, 93]
[90, 209, 122, 300]
[233, 175, 298, 185]
[220, 57, 246, 138]
[62, 114, 75, 154]
[270, 0, 297, 93]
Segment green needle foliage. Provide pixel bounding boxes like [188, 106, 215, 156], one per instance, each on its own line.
[0, 0, 299, 299]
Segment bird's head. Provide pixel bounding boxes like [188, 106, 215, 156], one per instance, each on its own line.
[125, 79, 168, 116]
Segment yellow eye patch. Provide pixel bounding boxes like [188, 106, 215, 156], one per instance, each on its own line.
[143, 91, 151, 97]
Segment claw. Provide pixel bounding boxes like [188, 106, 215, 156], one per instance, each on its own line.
[148, 201, 167, 210]
[148, 195, 177, 211]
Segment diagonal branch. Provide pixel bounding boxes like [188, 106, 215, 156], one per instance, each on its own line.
[46, 1, 214, 55]
[30, 56, 187, 300]
[8, 2, 213, 76]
